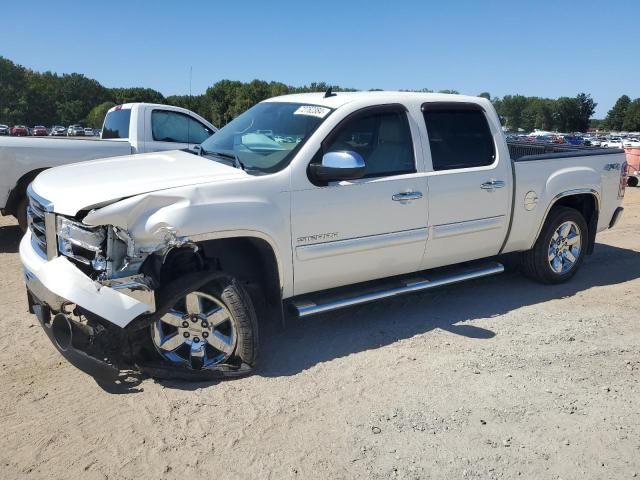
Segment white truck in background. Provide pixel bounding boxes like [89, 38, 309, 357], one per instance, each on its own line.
[20, 92, 627, 381]
[0, 103, 217, 230]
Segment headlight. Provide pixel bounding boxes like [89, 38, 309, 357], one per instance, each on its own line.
[56, 216, 107, 270]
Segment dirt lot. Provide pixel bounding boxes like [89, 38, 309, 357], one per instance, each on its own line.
[0, 190, 639, 480]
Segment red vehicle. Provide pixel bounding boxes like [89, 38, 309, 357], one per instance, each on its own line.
[11, 125, 28, 136]
[32, 125, 47, 136]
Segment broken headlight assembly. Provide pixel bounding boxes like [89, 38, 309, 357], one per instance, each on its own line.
[56, 216, 108, 272]
[56, 217, 148, 280]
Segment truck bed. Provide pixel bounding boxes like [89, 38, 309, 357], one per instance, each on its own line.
[0, 137, 131, 210]
[508, 141, 625, 162]
[503, 143, 627, 254]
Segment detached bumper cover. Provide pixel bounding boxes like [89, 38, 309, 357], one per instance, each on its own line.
[20, 231, 153, 328]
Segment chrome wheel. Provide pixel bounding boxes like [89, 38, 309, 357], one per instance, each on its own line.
[152, 291, 237, 370]
[548, 221, 582, 274]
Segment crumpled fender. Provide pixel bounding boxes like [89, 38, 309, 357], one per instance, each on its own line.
[82, 177, 294, 297]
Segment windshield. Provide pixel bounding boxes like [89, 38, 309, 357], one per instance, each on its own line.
[200, 102, 332, 173]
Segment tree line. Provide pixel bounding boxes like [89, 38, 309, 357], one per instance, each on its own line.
[602, 95, 640, 132]
[0, 56, 359, 128]
[0, 55, 615, 132]
[491, 93, 597, 133]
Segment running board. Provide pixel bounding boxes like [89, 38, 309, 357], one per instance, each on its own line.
[290, 261, 504, 318]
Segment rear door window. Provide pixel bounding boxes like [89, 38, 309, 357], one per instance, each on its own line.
[102, 108, 131, 139]
[422, 104, 496, 171]
[151, 110, 214, 144]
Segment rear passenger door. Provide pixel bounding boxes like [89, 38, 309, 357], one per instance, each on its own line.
[420, 102, 512, 270]
[291, 105, 429, 295]
[147, 109, 215, 152]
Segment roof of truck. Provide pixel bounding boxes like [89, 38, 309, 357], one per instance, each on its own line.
[266, 91, 487, 109]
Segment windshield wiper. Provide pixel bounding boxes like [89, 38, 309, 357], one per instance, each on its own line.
[206, 150, 246, 171]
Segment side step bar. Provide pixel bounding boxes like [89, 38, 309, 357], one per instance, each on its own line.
[290, 261, 504, 318]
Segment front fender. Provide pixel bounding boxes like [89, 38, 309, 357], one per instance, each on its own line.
[83, 181, 294, 298]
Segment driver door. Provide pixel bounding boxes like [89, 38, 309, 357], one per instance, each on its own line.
[290, 105, 428, 296]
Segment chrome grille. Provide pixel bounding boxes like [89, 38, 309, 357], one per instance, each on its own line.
[26, 187, 55, 259]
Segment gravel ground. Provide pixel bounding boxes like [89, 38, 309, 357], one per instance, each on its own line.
[0, 190, 638, 480]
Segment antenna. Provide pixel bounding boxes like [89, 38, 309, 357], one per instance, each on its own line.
[188, 66, 192, 146]
[324, 86, 337, 98]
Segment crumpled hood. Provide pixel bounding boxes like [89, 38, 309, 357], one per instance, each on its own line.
[31, 149, 246, 215]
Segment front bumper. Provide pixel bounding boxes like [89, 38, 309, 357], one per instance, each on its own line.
[20, 231, 154, 328]
[28, 296, 123, 380]
[21, 234, 249, 381]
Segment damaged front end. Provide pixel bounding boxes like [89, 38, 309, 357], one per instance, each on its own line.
[28, 210, 237, 381]
[56, 215, 159, 308]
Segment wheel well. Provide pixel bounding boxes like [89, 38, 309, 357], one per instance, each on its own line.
[5, 168, 48, 215]
[157, 237, 282, 321]
[548, 193, 598, 254]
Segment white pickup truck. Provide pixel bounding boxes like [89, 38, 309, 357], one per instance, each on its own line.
[1, 103, 216, 230]
[20, 92, 627, 380]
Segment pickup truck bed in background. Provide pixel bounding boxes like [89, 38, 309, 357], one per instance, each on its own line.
[0, 102, 216, 229]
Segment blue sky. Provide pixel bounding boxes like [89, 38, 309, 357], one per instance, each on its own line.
[2, 0, 639, 117]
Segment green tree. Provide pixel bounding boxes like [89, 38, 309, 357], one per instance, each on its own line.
[622, 99, 640, 131]
[494, 95, 528, 130]
[478, 92, 491, 100]
[554, 97, 580, 132]
[86, 102, 116, 128]
[604, 95, 631, 131]
[521, 98, 554, 131]
[56, 73, 111, 124]
[110, 87, 165, 105]
[575, 93, 596, 132]
[204, 80, 244, 126]
[0, 56, 28, 123]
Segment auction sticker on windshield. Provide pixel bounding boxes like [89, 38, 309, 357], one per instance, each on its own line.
[294, 105, 331, 118]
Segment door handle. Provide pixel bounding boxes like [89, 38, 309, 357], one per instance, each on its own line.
[392, 191, 423, 202]
[480, 180, 506, 191]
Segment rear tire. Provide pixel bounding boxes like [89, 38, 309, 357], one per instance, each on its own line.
[628, 176, 639, 187]
[522, 206, 588, 284]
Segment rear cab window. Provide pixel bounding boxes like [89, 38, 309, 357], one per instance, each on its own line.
[421, 103, 496, 171]
[102, 108, 131, 139]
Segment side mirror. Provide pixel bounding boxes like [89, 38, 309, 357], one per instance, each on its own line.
[309, 151, 366, 181]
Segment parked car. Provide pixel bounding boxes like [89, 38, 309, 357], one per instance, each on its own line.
[562, 135, 583, 146]
[67, 125, 84, 136]
[50, 125, 67, 136]
[32, 125, 48, 136]
[0, 124, 10, 136]
[84, 128, 95, 137]
[602, 137, 624, 148]
[11, 125, 29, 136]
[0, 103, 217, 230]
[18, 92, 628, 380]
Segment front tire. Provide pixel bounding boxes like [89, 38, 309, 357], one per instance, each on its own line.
[150, 274, 258, 377]
[522, 206, 588, 284]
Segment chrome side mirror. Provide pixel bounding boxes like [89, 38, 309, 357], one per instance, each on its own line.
[309, 151, 366, 181]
